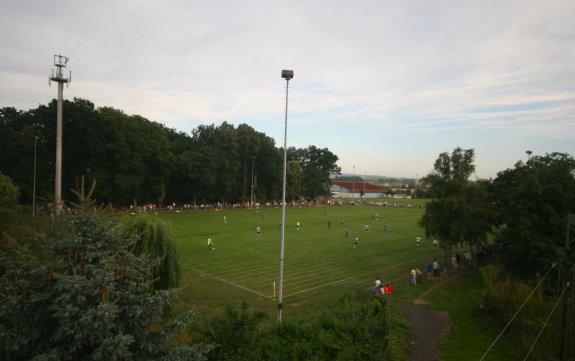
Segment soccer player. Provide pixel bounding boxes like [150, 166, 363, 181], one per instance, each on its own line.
[208, 237, 214, 251]
[256, 226, 261, 236]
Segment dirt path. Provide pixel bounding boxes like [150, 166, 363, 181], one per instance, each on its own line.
[396, 270, 467, 361]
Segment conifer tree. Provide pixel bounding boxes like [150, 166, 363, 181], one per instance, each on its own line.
[0, 181, 210, 360]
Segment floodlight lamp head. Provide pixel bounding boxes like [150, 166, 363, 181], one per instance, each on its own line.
[281, 70, 293, 80]
[54, 54, 69, 67]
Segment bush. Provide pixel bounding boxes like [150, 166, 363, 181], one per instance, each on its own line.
[261, 297, 406, 361]
[195, 302, 266, 361]
[480, 264, 556, 360]
[195, 296, 408, 361]
[0, 204, 209, 361]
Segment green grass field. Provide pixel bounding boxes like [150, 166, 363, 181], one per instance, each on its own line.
[162, 201, 443, 320]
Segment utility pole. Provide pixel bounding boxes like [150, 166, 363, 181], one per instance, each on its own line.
[352, 165, 355, 199]
[557, 214, 575, 360]
[49, 55, 71, 216]
[33, 136, 38, 216]
[363, 170, 366, 198]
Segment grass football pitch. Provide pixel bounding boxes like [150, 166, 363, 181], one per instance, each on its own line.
[163, 201, 441, 320]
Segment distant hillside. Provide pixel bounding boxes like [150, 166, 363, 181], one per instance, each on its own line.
[333, 174, 416, 188]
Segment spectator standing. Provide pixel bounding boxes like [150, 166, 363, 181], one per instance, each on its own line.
[433, 259, 440, 276]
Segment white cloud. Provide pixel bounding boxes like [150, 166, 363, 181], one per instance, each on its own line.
[1, 0, 574, 178]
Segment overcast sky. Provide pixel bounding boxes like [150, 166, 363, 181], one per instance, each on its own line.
[2, 0, 574, 179]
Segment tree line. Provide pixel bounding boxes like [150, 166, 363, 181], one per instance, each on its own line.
[0, 98, 341, 208]
[420, 147, 575, 280]
[420, 147, 575, 359]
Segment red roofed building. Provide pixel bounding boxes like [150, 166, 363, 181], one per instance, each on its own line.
[330, 181, 389, 198]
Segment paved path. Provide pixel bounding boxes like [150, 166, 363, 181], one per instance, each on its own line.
[396, 302, 449, 361]
[396, 271, 467, 361]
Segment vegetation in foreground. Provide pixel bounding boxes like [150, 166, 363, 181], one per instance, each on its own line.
[0, 194, 211, 361]
[419, 148, 575, 360]
[192, 295, 408, 361]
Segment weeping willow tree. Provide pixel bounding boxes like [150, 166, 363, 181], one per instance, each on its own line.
[121, 215, 182, 290]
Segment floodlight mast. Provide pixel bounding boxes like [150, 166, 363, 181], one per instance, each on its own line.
[49, 54, 71, 216]
[278, 69, 293, 323]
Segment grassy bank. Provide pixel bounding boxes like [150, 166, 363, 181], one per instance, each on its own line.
[425, 269, 519, 361]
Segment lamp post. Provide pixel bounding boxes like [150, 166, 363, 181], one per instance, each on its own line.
[352, 165, 355, 199]
[363, 170, 366, 198]
[526, 150, 532, 161]
[250, 156, 256, 208]
[33, 136, 38, 216]
[278, 69, 293, 324]
[49, 54, 71, 216]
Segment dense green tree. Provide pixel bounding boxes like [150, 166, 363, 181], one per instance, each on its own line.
[190, 124, 227, 203]
[419, 148, 491, 255]
[252, 132, 281, 202]
[237, 124, 261, 202]
[0, 107, 47, 204]
[286, 160, 302, 201]
[288, 146, 341, 200]
[120, 215, 182, 290]
[0, 171, 19, 234]
[0, 198, 209, 360]
[489, 152, 575, 278]
[164, 128, 199, 203]
[1, 99, 339, 207]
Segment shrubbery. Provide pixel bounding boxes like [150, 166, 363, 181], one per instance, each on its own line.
[0, 203, 210, 361]
[195, 295, 408, 361]
[480, 265, 555, 360]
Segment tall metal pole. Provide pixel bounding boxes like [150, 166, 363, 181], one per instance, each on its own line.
[557, 214, 575, 360]
[415, 173, 418, 199]
[250, 156, 256, 208]
[49, 55, 70, 216]
[278, 69, 293, 323]
[352, 165, 355, 199]
[363, 170, 366, 198]
[32, 136, 38, 216]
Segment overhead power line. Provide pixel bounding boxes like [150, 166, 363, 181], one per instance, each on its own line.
[479, 263, 556, 361]
[522, 282, 570, 361]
